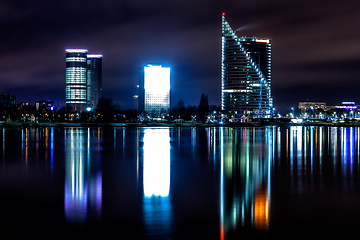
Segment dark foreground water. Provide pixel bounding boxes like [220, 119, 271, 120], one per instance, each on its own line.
[0, 126, 360, 238]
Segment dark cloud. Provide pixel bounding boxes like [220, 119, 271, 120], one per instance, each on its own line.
[0, 0, 360, 111]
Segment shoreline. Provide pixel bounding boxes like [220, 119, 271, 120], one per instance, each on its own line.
[1, 122, 360, 128]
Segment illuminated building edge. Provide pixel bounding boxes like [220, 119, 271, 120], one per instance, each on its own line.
[221, 16, 273, 118]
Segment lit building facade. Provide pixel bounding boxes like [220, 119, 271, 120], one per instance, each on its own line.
[336, 102, 358, 118]
[139, 64, 170, 117]
[66, 49, 102, 112]
[87, 54, 102, 109]
[221, 14, 273, 118]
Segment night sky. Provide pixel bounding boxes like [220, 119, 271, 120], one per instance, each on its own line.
[1, 0, 360, 112]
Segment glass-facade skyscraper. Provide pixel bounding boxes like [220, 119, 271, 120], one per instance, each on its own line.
[87, 54, 103, 109]
[221, 14, 273, 118]
[65, 49, 102, 112]
[138, 64, 170, 118]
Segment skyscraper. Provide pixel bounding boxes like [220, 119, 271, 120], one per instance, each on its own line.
[66, 49, 88, 112]
[65, 49, 102, 112]
[87, 54, 102, 109]
[138, 64, 170, 118]
[221, 14, 273, 118]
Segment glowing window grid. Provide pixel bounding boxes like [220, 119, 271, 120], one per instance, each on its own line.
[144, 65, 170, 113]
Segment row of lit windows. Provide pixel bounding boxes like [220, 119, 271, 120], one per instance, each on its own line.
[66, 57, 86, 62]
[145, 98, 169, 102]
[66, 95, 86, 100]
[66, 101, 87, 104]
[66, 85, 86, 89]
[145, 97, 169, 100]
[66, 80, 87, 84]
[66, 67, 87, 73]
[145, 100, 169, 104]
[66, 72, 86, 77]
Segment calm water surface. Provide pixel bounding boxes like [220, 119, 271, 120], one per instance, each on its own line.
[0, 126, 360, 238]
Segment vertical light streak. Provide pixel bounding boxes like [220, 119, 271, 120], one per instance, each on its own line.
[123, 127, 126, 150]
[350, 127, 354, 164]
[357, 127, 360, 168]
[113, 128, 116, 148]
[319, 127, 323, 166]
[304, 127, 307, 171]
[342, 128, 346, 177]
[192, 127, 196, 155]
[332, 128, 337, 174]
[277, 127, 281, 168]
[290, 127, 293, 172]
[21, 128, 24, 158]
[310, 127, 313, 174]
[25, 128, 28, 166]
[51, 128, 54, 171]
[87, 128, 90, 168]
[220, 126, 224, 240]
[2, 128, 5, 159]
[137, 128, 139, 181]
[98, 127, 101, 148]
[45, 128, 48, 160]
[208, 128, 211, 157]
[286, 129, 289, 160]
[213, 128, 217, 169]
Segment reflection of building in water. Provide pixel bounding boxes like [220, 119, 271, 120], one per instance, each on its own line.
[142, 128, 172, 239]
[220, 127, 273, 238]
[64, 128, 102, 223]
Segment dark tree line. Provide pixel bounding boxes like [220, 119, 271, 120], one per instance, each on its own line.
[171, 93, 219, 123]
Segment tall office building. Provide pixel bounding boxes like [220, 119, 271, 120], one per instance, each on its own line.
[87, 54, 103, 109]
[138, 64, 170, 117]
[65, 49, 102, 112]
[221, 14, 273, 117]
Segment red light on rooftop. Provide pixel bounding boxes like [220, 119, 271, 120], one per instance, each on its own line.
[222, 12, 225, 16]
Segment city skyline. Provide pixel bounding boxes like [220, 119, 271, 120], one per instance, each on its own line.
[1, 1, 360, 112]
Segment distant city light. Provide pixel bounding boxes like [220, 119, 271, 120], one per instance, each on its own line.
[291, 119, 303, 124]
[255, 39, 270, 44]
[342, 102, 355, 105]
[65, 49, 88, 53]
[337, 106, 357, 109]
[87, 54, 102, 58]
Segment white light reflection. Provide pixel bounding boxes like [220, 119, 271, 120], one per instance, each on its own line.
[142, 128, 172, 239]
[143, 128, 170, 197]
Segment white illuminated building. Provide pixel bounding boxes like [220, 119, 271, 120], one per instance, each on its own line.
[139, 64, 170, 117]
[66, 49, 88, 112]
